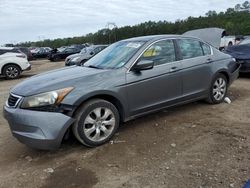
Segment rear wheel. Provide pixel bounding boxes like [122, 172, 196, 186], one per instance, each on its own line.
[72, 99, 120, 147]
[3, 64, 21, 79]
[228, 41, 233, 47]
[206, 74, 228, 104]
[51, 56, 60, 62]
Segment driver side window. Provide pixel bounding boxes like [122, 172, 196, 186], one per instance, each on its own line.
[139, 40, 176, 66]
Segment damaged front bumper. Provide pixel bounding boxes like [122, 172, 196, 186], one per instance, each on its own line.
[3, 106, 74, 150]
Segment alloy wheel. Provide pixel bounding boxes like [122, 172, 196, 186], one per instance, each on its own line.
[213, 77, 227, 101]
[6, 66, 19, 78]
[83, 107, 116, 142]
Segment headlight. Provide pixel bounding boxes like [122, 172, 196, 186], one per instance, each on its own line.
[71, 57, 80, 62]
[21, 87, 74, 109]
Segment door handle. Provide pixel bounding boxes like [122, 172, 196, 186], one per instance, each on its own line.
[205, 58, 213, 64]
[169, 66, 179, 73]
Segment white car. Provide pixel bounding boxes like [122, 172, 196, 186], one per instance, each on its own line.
[220, 36, 236, 50]
[0, 47, 31, 79]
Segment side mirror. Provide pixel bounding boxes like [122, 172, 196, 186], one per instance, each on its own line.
[132, 60, 154, 71]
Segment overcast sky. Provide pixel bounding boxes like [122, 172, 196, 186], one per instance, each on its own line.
[0, 0, 246, 45]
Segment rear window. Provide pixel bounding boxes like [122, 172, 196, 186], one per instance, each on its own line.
[178, 39, 203, 59]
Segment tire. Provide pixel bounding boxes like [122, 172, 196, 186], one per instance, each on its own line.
[3, 64, 21, 79]
[206, 73, 228, 104]
[79, 60, 87, 66]
[72, 99, 120, 147]
[51, 56, 59, 62]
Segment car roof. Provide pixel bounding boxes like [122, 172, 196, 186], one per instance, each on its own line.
[122, 35, 181, 42]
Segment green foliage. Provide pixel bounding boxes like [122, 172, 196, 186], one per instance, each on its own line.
[17, 2, 250, 48]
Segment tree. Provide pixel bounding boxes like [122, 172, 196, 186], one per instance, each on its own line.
[242, 1, 250, 9]
[14, 3, 250, 48]
[205, 10, 217, 16]
[226, 8, 235, 14]
[235, 4, 241, 11]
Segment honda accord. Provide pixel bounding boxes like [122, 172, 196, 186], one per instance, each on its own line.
[4, 35, 240, 150]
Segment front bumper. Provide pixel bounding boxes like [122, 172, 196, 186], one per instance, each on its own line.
[239, 61, 250, 73]
[229, 63, 241, 85]
[65, 60, 78, 66]
[3, 106, 74, 150]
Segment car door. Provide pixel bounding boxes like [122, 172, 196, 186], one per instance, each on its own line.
[125, 39, 182, 116]
[176, 38, 213, 98]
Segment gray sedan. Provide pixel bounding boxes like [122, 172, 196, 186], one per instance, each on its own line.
[4, 35, 240, 150]
[65, 45, 108, 66]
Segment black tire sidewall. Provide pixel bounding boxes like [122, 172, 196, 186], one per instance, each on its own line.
[209, 74, 228, 104]
[76, 100, 120, 147]
[3, 64, 20, 79]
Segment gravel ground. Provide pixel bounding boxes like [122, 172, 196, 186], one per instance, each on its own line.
[0, 60, 249, 188]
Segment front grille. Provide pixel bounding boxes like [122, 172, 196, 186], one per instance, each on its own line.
[7, 94, 22, 108]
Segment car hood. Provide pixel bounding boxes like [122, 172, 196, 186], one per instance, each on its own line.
[183, 28, 225, 49]
[66, 53, 80, 60]
[225, 44, 250, 60]
[11, 66, 111, 96]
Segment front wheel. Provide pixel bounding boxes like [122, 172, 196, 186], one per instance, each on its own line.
[79, 59, 87, 66]
[206, 74, 228, 104]
[72, 99, 120, 147]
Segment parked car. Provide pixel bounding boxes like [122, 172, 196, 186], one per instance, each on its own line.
[4, 34, 240, 150]
[225, 37, 250, 73]
[65, 45, 108, 66]
[219, 36, 236, 50]
[48, 47, 80, 61]
[32, 47, 52, 59]
[18, 47, 33, 61]
[0, 47, 31, 79]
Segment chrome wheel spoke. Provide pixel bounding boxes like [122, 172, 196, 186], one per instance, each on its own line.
[214, 92, 219, 100]
[102, 118, 115, 126]
[92, 128, 101, 141]
[84, 125, 96, 137]
[102, 109, 112, 120]
[85, 115, 96, 124]
[93, 108, 102, 119]
[220, 81, 226, 88]
[100, 125, 111, 136]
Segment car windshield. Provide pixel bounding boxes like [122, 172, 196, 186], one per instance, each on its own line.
[80, 48, 87, 54]
[239, 38, 250, 45]
[84, 41, 145, 69]
[57, 47, 66, 52]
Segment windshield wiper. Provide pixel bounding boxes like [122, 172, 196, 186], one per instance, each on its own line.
[85, 65, 103, 69]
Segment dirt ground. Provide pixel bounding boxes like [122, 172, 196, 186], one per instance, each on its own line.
[0, 60, 249, 188]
